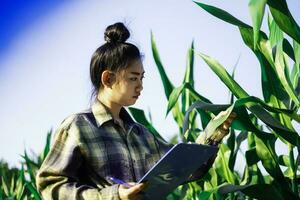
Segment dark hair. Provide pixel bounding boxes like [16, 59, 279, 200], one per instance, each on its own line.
[90, 22, 142, 99]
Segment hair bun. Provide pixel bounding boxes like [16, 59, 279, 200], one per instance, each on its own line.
[104, 22, 130, 43]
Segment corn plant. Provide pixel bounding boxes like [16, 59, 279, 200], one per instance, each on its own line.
[129, 0, 300, 199]
[0, 130, 52, 200]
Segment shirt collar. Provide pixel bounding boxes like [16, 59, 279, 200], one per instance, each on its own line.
[91, 99, 135, 127]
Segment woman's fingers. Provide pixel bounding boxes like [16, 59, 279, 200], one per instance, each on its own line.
[128, 183, 146, 194]
[119, 182, 147, 200]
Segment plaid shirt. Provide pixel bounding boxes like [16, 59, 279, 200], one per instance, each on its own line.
[36, 100, 173, 200]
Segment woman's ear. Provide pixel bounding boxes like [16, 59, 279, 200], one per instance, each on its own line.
[101, 70, 115, 88]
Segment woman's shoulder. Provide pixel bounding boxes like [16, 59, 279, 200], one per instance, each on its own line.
[58, 109, 92, 131]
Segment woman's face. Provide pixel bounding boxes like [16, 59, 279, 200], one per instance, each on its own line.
[111, 59, 144, 106]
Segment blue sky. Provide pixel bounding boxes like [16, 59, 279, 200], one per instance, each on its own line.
[0, 0, 299, 169]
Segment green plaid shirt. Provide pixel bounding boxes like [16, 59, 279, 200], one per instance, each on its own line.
[36, 100, 173, 200]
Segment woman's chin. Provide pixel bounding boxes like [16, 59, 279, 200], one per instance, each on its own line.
[123, 99, 137, 106]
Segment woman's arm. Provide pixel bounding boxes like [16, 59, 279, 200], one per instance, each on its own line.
[36, 124, 120, 200]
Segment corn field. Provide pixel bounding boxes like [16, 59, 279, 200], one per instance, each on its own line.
[1, 0, 299, 199]
[130, 0, 300, 199]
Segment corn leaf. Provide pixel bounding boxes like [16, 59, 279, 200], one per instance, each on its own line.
[248, 164, 265, 185]
[193, 1, 250, 28]
[214, 144, 238, 184]
[151, 32, 174, 98]
[217, 182, 296, 200]
[228, 131, 248, 171]
[1, 176, 9, 196]
[22, 151, 36, 184]
[182, 99, 267, 138]
[25, 182, 41, 200]
[9, 173, 15, 195]
[245, 147, 260, 165]
[194, 2, 295, 109]
[274, 42, 300, 107]
[128, 107, 166, 142]
[283, 38, 295, 61]
[248, 0, 267, 49]
[182, 41, 195, 113]
[200, 53, 249, 99]
[291, 40, 300, 92]
[199, 53, 300, 146]
[267, 0, 300, 44]
[167, 82, 211, 116]
[254, 135, 286, 183]
[40, 129, 52, 163]
[268, 14, 284, 48]
[151, 32, 184, 127]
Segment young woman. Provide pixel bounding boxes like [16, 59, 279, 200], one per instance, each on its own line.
[36, 22, 235, 200]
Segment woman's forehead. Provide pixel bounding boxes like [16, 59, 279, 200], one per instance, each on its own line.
[125, 60, 145, 74]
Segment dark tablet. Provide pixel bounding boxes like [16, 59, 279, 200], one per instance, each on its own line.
[138, 143, 218, 200]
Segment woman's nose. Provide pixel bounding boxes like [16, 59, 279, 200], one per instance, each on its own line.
[137, 81, 143, 92]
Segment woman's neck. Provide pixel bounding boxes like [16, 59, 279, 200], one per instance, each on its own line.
[97, 94, 122, 120]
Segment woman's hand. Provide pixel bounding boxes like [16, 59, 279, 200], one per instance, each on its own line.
[196, 112, 237, 145]
[118, 182, 147, 200]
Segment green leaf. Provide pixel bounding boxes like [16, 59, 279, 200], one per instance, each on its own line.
[274, 42, 300, 107]
[268, 14, 284, 48]
[226, 129, 235, 171]
[193, 1, 250, 28]
[167, 82, 211, 116]
[1, 176, 9, 196]
[182, 99, 266, 141]
[239, 26, 291, 108]
[199, 191, 212, 200]
[228, 54, 240, 103]
[151, 32, 184, 128]
[9, 173, 15, 195]
[22, 150, 36, 183]
[228, 131, 248, 171]
[217, 182, 296, 200]
[267, 0, 300, 44]
[214, 144, 237, 184]
[248, 164, 265, 185]
[16, 183, 25, 200]
[25, 182, 41, 200]
[278, 155, 290, 167]
[248, 0, 267, 49]
[291, 40, 300, 93]
[151, 32, 174, 98]
[245, 147, 260, 165]
[40, 129, 52, 163]
[278, 154, 300, 171]
[235, 96, 299, 122]
[254, 135, 287, 184]
[194, 1, 295, 112]
[283, 38, 295, 61]
[182, 41, 195, 114]
[128, 107, 166, 142]
[199, 53, 249, 99]
[198, 52, 300, 146]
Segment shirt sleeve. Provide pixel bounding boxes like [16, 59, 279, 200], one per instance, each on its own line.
[153, 136, 174, 157]
[36, 121, 120, 200]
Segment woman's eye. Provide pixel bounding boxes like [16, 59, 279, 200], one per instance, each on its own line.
[130, 77, 138, 81]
